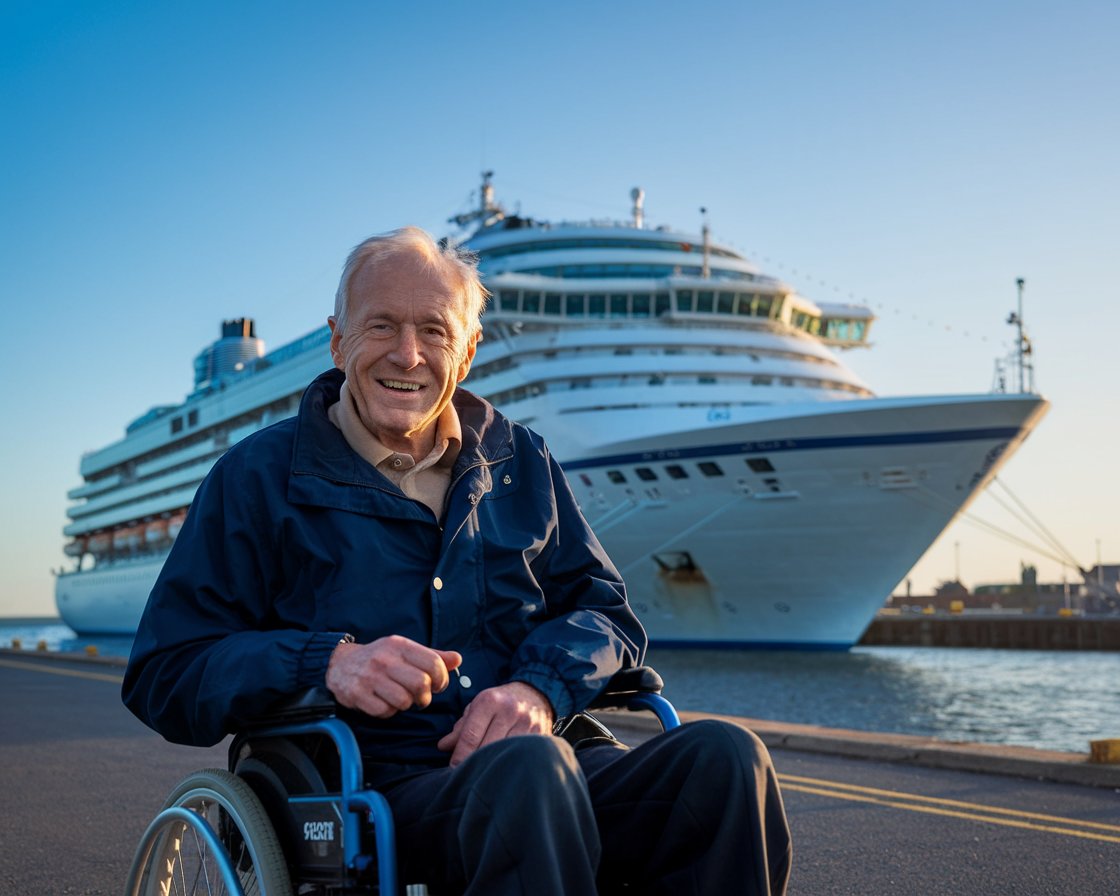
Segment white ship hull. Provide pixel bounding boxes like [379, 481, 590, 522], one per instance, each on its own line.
[56, 557, 164, 635]
[568, 393, 1045, 647]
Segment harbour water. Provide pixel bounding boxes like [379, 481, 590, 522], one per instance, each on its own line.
[3, 618, 1116, 755]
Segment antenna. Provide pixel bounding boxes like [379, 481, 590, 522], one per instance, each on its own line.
[700, 207, 711, 279]
[630, 187, 645, 229]
[1005, 278, 1034, 393]
[449, 171, 505, 230]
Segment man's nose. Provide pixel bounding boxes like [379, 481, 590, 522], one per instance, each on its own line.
[388, 327, 421, 368]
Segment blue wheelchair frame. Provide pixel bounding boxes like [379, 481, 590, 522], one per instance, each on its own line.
[131, 667, 680, 896]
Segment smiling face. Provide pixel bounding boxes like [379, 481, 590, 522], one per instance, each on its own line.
[328, 252, 478, 456]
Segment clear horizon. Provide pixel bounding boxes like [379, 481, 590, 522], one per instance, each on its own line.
[2, 0, 1117, 617]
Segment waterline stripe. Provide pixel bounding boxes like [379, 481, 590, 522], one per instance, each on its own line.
[561, 426, 1023, 471]
[780, 774, 1120, 844]
[0, 657, 123, 683]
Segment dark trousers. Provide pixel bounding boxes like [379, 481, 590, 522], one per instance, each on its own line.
[367, 719, 792, 895]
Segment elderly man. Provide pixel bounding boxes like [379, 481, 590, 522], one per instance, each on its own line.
[123, 226, 791, 895]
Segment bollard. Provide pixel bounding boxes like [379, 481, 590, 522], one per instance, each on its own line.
[1089, 739, 1120, 764]
[11, 638, 21, 650]
[85, 645, 99, 657]
[36, 639, 48, 652]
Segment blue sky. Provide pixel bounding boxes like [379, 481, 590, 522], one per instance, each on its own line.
[2, 0, 1117, 616]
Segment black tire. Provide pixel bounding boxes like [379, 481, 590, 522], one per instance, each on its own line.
[128, 768, 293, 896]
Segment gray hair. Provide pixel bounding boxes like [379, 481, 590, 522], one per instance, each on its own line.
[333, 226, 489, 339]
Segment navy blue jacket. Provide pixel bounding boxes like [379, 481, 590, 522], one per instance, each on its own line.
[122, 369, 646, 764]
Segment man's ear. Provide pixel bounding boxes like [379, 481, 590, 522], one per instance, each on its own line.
[457, 330, 480, 382]
[328, 316, 345, 370]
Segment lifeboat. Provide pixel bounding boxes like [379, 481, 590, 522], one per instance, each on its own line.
[112, 526, 144, 552]
[167, 510, 188, 540]
[145, 518, 169, 544]
[87, 532, 112, 555]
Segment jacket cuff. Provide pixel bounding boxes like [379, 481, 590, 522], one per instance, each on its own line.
[296, 631, 350, 688]
[510, 663, 576, 719]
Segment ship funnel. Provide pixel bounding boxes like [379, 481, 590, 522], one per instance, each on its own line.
[193, 318, 265, 392]
[630, 187, 645, 229]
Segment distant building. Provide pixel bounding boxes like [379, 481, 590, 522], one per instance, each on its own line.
[888, 562, 1119, 615]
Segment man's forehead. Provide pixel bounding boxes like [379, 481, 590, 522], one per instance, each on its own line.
[353, 254, 464, 307]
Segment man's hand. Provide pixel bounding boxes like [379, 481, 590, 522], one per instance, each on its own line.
[436, 681, 555, 767]
[326, 634, 462, 719]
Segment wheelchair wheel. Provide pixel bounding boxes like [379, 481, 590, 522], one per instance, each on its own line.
[128, 768, 293, 896]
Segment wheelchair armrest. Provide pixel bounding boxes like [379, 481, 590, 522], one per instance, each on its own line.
[245, 686, 338, 726]
[588, 665, 665, 710]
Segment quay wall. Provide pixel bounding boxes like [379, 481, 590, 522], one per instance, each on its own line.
[859, 614, 1120, 650]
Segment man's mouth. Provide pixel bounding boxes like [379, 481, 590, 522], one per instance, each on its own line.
[380, 379, 423, 392]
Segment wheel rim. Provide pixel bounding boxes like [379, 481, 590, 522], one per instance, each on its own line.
[133, 772, 291, 896]
[156, 790, 259, 895]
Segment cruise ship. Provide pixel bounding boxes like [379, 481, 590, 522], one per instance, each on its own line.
[55, 175, 1048, 647]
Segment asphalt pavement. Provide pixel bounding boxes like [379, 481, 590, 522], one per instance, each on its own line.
[2, 649, 1117, 895]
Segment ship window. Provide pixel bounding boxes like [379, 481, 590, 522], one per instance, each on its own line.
[632, 294, 652, 317]
[635, 467, 658, 481]
[609, 295, 628, 317]
[655, 293, 671, 315]
[665, 464, 689, 480]
[187, 409, 199, 427]
[752, 375, 773, 386]
[699, 375, 716, 384]
[747, 458, 775, 473]
[736, 293, 753, 315]
[756, 296, 773, 317]
[499, 290, 519, 311]
[697, 291, 715, 313]
[607, 469, 627, 484]
[544, 293, 562, 315]
[566, 295, 586, 317]
[698, 461, 724, 477]
[717, 292, 735, 314]
[170, 417, 183, 434]
[523, 292, 541, 313]
[589, 294, 607, 317]
[675, 290, 693, 312]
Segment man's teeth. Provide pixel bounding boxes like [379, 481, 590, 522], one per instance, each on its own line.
[381, 380, 422, 392]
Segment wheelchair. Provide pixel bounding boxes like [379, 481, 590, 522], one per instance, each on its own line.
[125, 666, 680, 896]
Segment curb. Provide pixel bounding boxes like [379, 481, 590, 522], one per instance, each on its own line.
[601, 709, 1120, 790]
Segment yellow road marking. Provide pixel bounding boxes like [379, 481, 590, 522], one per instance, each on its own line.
[0, 657, 124, 683]
[780, 774, 1120, 845]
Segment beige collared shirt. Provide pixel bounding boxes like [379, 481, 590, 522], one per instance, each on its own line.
[328, 380, 462, 520]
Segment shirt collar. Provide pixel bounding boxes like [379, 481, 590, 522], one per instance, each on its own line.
[329, 379, 462, 471]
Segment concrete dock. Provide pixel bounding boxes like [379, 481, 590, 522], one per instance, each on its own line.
[2, 648, 1118, 895]
[860, 612, 1120, 650]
